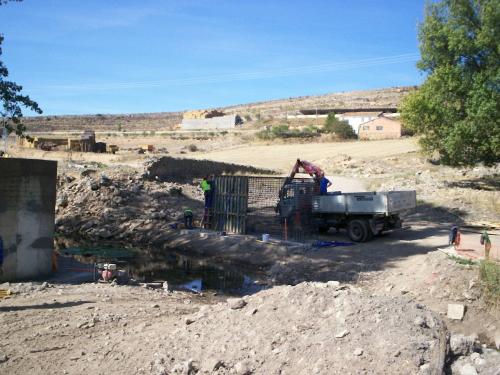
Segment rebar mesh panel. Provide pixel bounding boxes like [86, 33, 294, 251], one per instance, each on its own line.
[278, 179, 317, 241]
[212, 176, 248, 234]
[247, 177, 285, 210]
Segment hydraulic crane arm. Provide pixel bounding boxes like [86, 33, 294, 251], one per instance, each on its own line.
[287, 158, 324, 181]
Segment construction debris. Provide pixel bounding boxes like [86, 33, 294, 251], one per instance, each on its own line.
[447, 303, 466, 320]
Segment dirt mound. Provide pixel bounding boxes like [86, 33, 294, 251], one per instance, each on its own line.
[145, 156, 276, 182]
[152, 282, 448, 374]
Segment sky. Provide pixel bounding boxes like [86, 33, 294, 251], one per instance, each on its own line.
[0, 0, 427, 116]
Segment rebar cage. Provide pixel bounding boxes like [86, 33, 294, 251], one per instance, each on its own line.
[211, 176, 317, 242]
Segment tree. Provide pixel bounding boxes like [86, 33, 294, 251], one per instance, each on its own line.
[400, 0, 500, 166]
[323, 113, 356, 139]
[1, 1, 42, 143]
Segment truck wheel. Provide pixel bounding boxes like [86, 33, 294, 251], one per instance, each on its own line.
[347, 219, 369, 242]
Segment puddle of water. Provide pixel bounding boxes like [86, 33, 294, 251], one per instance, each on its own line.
[54, 245, 264, 295]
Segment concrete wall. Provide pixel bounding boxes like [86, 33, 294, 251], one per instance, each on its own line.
[0, 158, 57, 281]
[180, 115, 237, 130]
[358, 117, 402, 140]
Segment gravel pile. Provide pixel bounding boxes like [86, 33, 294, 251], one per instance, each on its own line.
[152, 282, 448, 374]
[55, 169, 203, 245]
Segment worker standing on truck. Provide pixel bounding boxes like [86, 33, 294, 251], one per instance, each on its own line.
[319, 173, 332, 195]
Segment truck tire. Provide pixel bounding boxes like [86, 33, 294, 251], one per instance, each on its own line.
[347, 219, 369, 242]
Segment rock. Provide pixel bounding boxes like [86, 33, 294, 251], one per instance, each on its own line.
[57, 194, 68, 208]
[227, 298, 247, 310]
[419, 363, 430, 373]
[326, 280, 340, 289]
[470, 352, 480, 361]
[185, 317, 195, 325]
[0, 354, 8, 363]
[204, 359, 224, 372]
[245, 308, 258, 316]
[234, 361, 252, 374]
[450, 334, 477, 356]
[414, 316, 428, 328]
[162, 282, 170, 292]
[447, 304, 465, 320]
[353, 348, 363, 356]
[66, 175, 75, 183]
[100, 175, 111, 186]
[170, 362, 186, 374]
[90, 181, 100, 191]
[151, 304, 160, 309]
[495, 329, 500, 350]
[81, 169, 97, 177]
[97, 229, 113, 239]
[335, 329, 349, 338]
[459, 364, 478, 375]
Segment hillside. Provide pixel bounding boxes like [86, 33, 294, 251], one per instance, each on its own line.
[23, 86, 415, 133]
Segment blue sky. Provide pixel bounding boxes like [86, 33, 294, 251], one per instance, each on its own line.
[0, 0, 426, 115]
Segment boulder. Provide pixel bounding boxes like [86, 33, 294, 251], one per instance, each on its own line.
[449, 334, 477, 356]
[227, 298, 247, 310]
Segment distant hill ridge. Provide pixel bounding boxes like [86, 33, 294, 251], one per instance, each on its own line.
[24, 86, 415, 132]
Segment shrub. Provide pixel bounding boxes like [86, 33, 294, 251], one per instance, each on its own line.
[271, 124, 289, 136]
[169, 187, 183, 196]
[323, 114, 356, 139]
[479, 260, 500, 306]
[188, 144, 198, 152]
[303, 125, 319, 133]
[256, 125, 320, 140]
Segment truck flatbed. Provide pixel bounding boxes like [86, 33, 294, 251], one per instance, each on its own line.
[312, 191, 417, 215]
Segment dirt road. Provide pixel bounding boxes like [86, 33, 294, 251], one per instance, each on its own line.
[194, 138, 418, 172]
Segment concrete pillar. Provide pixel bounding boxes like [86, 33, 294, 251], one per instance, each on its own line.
[0, 158, 57, 281]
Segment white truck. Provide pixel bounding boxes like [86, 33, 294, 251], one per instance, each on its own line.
[276, 160, 417, 242]
[311, 191, 417, 242]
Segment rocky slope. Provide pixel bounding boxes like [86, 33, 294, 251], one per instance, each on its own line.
[23, 86, 412, 132]
[1, 281, 498, 375]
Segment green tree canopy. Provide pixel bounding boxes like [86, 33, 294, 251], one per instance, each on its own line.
[1, 1, 42, 140]
[400, 0, 499, 165]
[323, 113, 356, 139]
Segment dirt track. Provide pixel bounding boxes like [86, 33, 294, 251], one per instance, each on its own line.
[194, 138, 418, 172]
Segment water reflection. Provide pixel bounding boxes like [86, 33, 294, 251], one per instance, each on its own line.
[56, 245, 263, 294]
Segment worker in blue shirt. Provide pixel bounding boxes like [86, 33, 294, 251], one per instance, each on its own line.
[319, 173, 332, 195]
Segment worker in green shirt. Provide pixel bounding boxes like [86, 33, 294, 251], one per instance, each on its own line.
[480, 229, 492, 260]
[201, 175, 213, 208]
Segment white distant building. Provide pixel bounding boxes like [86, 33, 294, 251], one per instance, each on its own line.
[336, 111, 382, 134]
[180, 110, 243, 130]
[180, 114, 242, 130]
